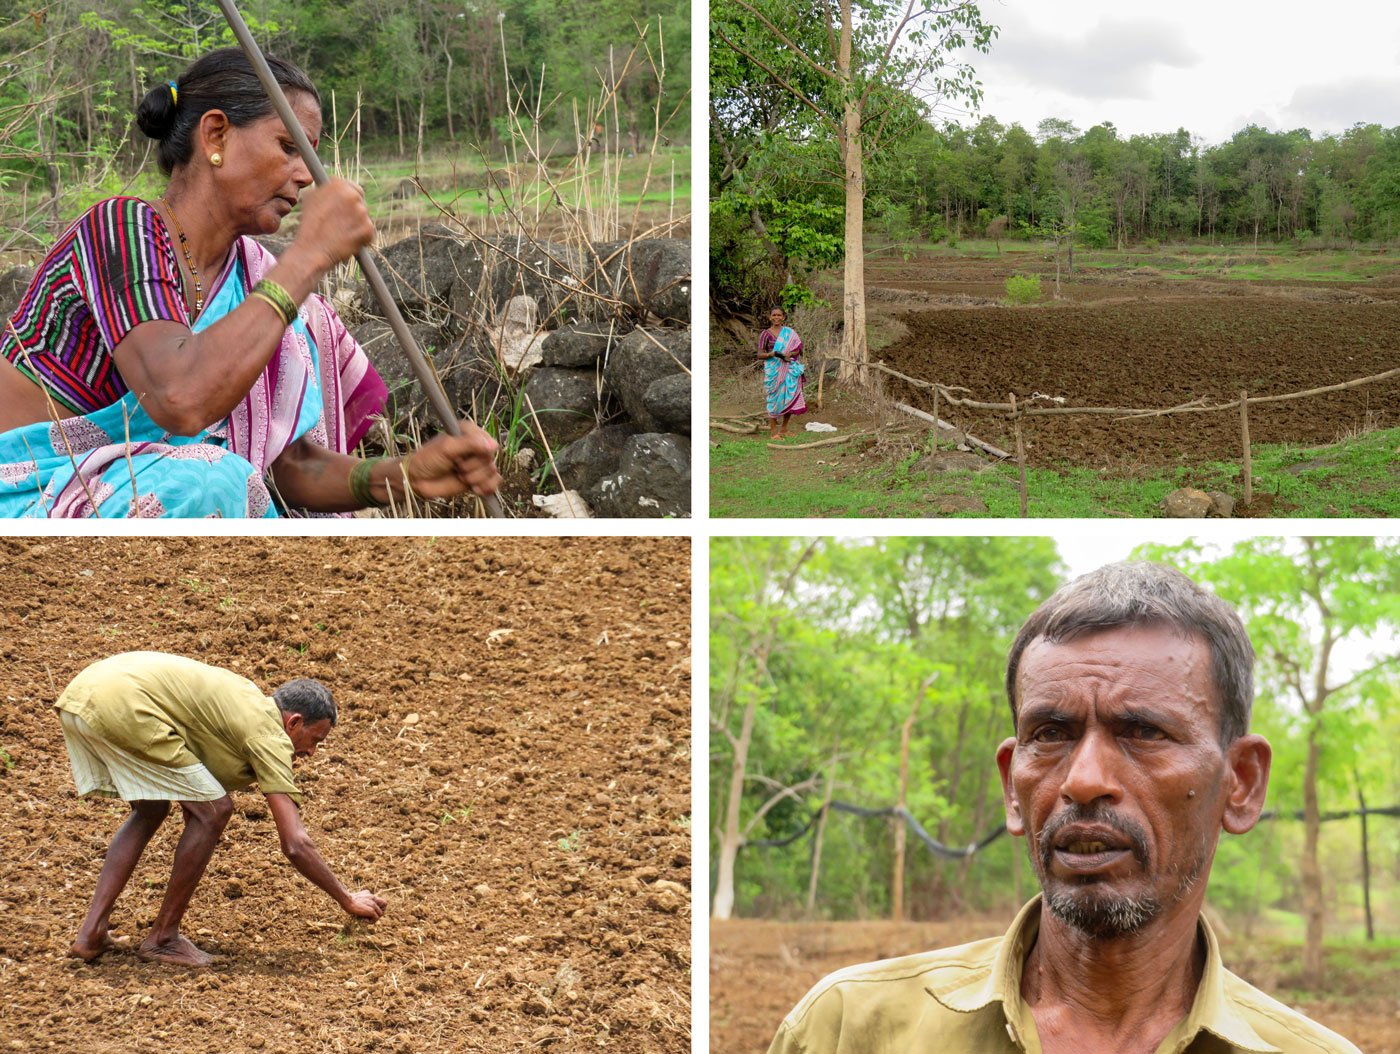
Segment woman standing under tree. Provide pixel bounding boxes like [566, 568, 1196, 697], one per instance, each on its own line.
[758, 306, 806, 440]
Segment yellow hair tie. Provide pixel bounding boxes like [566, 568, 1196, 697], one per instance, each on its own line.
[168, 80, 178, 105]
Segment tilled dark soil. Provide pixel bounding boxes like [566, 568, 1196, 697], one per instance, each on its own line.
[879, 296, 1400, 470]
[0, 537, 691, 1053]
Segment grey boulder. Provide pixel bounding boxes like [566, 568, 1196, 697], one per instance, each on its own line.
[586, 433, 691, 518]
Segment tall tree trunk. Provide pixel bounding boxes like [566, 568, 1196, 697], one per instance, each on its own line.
[891, 693, 918, 922]
[713, 692, 759, 921]
[836, 0, 867, 383]
[1300, 718, 1324, 985]
[1357, 778, 1373, 941]
[443, 47, 455, 140]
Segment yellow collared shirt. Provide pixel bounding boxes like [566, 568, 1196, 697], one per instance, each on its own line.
[55, 652, 301, 802]
[767, 897, 1359, 1054]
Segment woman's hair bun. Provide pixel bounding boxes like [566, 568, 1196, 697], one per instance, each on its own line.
[135, 82, 178, 141]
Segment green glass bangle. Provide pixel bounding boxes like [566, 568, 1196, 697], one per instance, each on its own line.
[251, 278, 298, 325]
[248, 290, 292, 327]
[349, 456, 389, 508]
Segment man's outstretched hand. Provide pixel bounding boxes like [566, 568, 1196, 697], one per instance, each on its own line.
[345, 890, 388, 921]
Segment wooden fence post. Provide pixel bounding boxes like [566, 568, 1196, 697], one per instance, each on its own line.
[930, 385, 940, 452]
[1010, 392, 1028, 518]
[1239, 390, 1253, 506]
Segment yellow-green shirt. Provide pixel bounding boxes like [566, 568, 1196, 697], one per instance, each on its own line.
[55, 652, 300, 802]
[768, 897, 1359, 1054]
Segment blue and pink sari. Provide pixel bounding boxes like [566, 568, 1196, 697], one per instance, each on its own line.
[762, 326, 806, 419]
[0, 238, 386, 517]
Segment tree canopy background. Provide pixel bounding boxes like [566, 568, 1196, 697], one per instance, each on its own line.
[0, 0, 689, 242]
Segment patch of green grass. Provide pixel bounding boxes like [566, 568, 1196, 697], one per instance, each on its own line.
[440, 806, 473, 825]
[556, 829, 583, 852]
[711, 427, 1400, 518]
[1, 747, 14, 771]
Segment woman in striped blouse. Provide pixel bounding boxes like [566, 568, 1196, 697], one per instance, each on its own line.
[0, 49, 500, 517]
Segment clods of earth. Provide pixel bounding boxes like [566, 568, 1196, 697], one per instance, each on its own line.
[0, 537, 691, 1053]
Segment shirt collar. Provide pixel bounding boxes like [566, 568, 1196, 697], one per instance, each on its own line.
[925, 896, 1280, 1054]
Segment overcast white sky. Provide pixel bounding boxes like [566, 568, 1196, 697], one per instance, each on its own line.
[948, 0, 1400, 145]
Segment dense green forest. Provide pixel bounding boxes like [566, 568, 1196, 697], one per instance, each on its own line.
[710, 537, 1400, 986]
[0, 0, 688, 243]
[888, 117, 1400, 248]
[711, 0, 1400, 312]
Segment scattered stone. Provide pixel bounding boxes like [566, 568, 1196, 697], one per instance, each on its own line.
[223, 879, 244, 899]
[532, 492, 593, 518]
[493, 295, 547, 374]
[641, 373, 691, 435]
[371, 224, 472, 321]
[551, 424, 640, 494]
[523, 369, 603, 448]
[1207, 491, 1236, 518]
[603, 329, 690, 433]
[541, 325, 613, 369]
[1161, 487, 1214, 518]
[587, 434, 691, 518]
[589, 239, 690, 322]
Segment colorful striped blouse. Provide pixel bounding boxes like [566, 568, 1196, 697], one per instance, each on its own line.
[1, 197, 190, 414]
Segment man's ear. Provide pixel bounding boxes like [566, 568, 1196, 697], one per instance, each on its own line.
[1222, 733, 1272, 835]
[996, 737, 1025, 837]
[283, 710, 303, 735]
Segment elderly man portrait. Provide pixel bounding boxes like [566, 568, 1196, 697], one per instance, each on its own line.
[768, 562, 1360, 1054]
[56, 651, 387, 967]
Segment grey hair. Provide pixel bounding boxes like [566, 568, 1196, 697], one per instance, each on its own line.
[1005, 561, 1254, 744]
[273, 678, 337, 726]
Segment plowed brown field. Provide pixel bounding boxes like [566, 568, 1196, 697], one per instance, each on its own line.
[862, 256, 1400, 469]
[0, 537, 691, 1053]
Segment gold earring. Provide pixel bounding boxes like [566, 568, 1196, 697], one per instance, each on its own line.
[210, 152, 223, 168]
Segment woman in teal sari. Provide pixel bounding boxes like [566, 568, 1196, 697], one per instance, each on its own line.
[0, 49, 498, 517]
[758, 306, 806, 440]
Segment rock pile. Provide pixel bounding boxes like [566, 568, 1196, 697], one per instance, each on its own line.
[355, 226, 692, 517]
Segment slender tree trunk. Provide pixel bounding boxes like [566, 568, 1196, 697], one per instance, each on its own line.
[1357, 779, 1373, 941]
[713, 692, 758, 921]
[891, 692, 918, 922]
[443, 47, 455, 140]
[806, 739, 839, 916]
[1301, 718, 1324, 985]
[836, 0, 867, 383]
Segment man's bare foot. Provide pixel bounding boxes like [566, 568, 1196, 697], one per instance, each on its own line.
[137, 934, 213, 967]
[67, 930, 113, 962]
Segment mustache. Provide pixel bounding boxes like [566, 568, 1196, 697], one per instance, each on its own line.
[1036, 803, 1151, 871]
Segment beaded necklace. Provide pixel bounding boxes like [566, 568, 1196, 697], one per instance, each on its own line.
[158, 196, 204, 315]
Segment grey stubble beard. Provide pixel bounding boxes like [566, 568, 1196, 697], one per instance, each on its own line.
[1031, 804, 1210, 939]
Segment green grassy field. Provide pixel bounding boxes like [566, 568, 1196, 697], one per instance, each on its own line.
[2, 143, 689, 264]
[711, 426, 1400, 518]
[866, 236, 1400, 283]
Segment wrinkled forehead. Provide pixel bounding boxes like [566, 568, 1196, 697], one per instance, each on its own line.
[1015, 623, 1217, 710]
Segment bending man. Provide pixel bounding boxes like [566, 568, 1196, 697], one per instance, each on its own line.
[56, 651, 386, 966]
